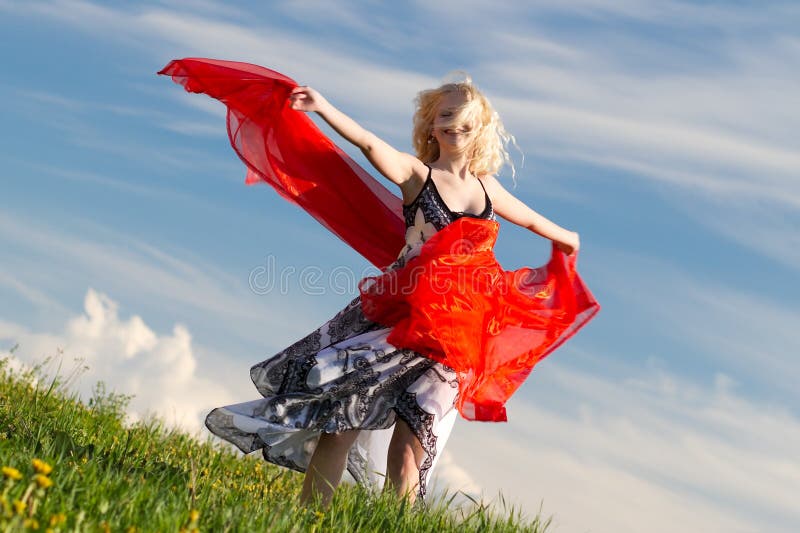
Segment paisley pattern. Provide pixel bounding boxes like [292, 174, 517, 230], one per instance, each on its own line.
[204, 165, 495, 500]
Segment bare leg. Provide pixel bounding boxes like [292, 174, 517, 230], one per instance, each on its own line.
[299, 430, 360, 507]
[386, 418, 425, 504]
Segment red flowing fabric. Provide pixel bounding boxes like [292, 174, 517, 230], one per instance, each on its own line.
[158, 58, 600, 422]
[358, 218, 599, 421]
[157, 58, 405, 269]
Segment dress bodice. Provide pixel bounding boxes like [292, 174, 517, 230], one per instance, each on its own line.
[392, 165, 496, 267]
[402, 164, 495, 231]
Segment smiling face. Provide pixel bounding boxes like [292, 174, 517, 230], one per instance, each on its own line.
[431, 91, 478, 154]
[413, 78, 512, 178]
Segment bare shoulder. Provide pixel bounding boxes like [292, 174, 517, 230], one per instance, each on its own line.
[478, 174, 536, 227]
[397, 153, 429, 205]
[403, 152, 429, 181]
[477, 174, 513, 203]
[477, 174, 503, 195]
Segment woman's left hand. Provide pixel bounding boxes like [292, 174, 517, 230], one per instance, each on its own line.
[288, 86, 329, 113]
[555, 231, 580, 256]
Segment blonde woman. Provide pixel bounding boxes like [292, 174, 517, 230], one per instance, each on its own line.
[161, 60, 593, 508]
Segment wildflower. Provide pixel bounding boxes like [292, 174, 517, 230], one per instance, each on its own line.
[49, 513, 67, 526]
[13, 499, 26, 514]
[34, 474, 54, 488]
[2, 466, 22, 480]
[23, 518, 40, 529]
[189, 509, 200, 522]
[32, 458, 53, 475]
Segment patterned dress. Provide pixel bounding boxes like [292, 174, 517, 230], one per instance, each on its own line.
[205, 165, 496, 500]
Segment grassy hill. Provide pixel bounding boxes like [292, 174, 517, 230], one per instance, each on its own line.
[0, 348, 551, 532]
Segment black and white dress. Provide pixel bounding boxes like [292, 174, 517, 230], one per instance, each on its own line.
[205, 165, 496, 500]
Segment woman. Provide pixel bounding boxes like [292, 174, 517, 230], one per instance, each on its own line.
[159, 59, 594, 508]
[212, 78, 577, 506]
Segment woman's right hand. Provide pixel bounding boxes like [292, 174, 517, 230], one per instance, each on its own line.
[289, 86, 329, 113]
[555, 231, 580, 256]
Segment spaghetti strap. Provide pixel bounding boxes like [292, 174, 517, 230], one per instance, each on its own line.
[477, 177, 488, 194]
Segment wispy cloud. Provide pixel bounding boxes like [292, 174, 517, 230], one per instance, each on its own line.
[5, 87, 232, 172]
[0, 209, 318, 349]
[593, 248, 800, 400]
[449, 359, 800, 533]
[18, 88, 225, 138]
[671, 194, 800, 273]
[5, 0, 796, 270]
[0, 268, 71, 316]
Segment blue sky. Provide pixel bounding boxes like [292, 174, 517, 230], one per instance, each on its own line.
[1, 1, 799, 531]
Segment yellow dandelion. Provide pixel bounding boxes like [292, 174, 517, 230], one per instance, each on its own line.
[189, 509, 200, 522]
[13, 499, 26, 514]
[34, 474, 54, 488]
[32, 458, 53, 475]
[49, 513, 67, 526]
[23, 518, 40, 529]
[2, 466, 22, 480]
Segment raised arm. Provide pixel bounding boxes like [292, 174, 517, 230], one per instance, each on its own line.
[480, 175, 581, 255]
[289, 86, 425, 186]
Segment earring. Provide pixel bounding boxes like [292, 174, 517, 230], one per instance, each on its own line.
[427, 135, 437, 144]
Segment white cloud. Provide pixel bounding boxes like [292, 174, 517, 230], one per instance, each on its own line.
[0, 288, 235, 434]
[429, 449, 481, 498]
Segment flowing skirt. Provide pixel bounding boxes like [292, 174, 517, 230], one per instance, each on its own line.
[204, 295, 459, 500]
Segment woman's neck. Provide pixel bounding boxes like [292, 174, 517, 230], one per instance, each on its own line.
[432, 152, 472, 180]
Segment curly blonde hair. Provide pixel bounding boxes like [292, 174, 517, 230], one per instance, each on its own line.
[412, 74, 516, 181]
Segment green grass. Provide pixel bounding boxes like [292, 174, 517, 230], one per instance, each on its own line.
[0, 346, 552, 532]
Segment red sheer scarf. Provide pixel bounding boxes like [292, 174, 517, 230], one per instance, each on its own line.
[158, 58, 600, 421]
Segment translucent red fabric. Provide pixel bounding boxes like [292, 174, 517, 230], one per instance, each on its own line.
[157, 58, 405, 269]
[358, 217, 599, 421]
[158, 58, 600, 422]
